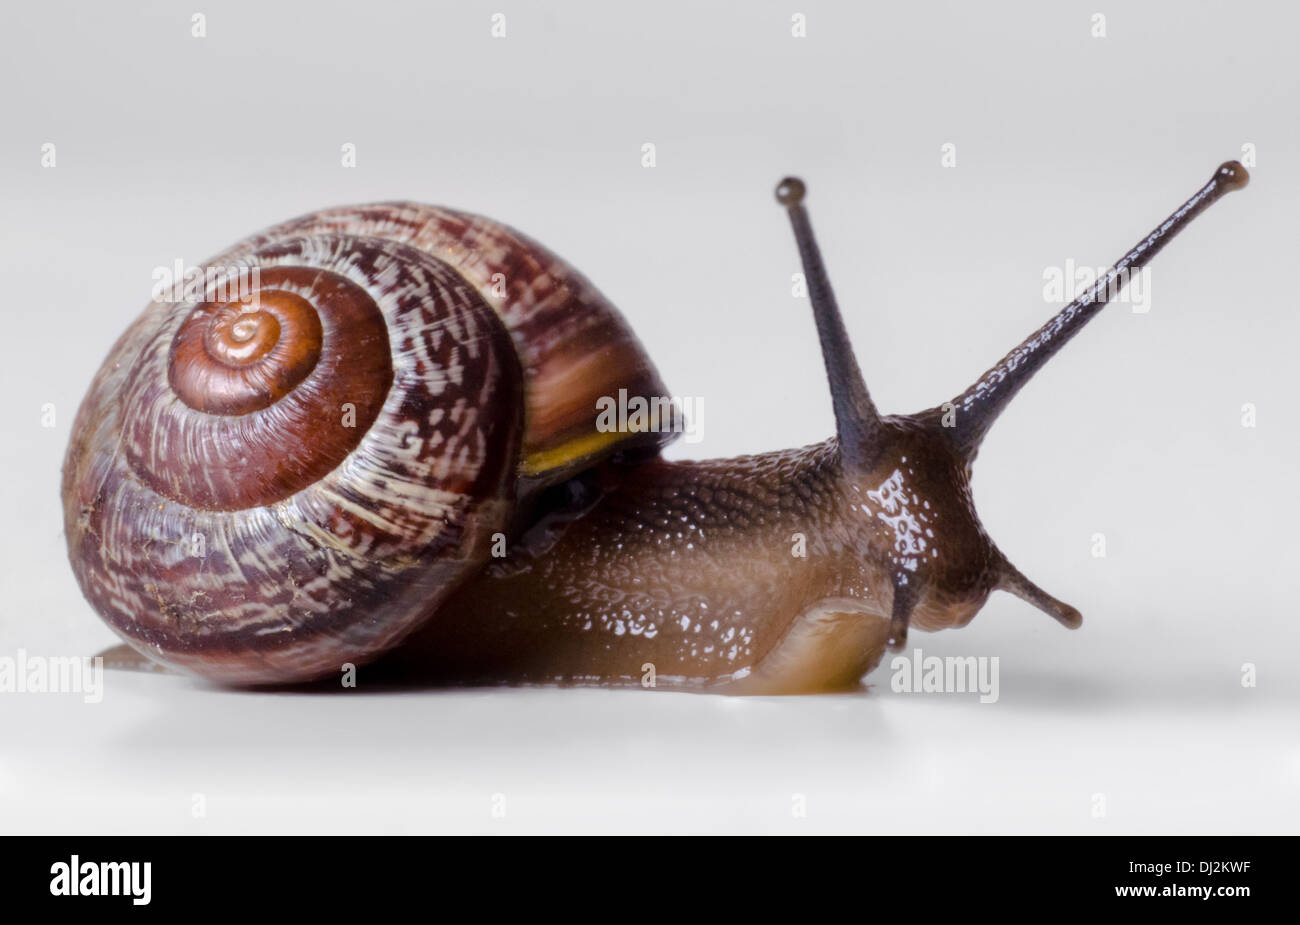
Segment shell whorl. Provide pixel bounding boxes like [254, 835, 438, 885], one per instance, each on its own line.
[126, 259, 396, 512]
[208, 203, 679, 483]
[63, 234, 523, 684]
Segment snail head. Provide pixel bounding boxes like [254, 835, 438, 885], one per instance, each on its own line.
[775, 161, 1248, 651]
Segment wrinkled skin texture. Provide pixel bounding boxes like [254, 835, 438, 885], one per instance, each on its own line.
[395, 420, 1004, 693]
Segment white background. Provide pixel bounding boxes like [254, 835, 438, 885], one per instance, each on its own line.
[1, 0, 1296, 833]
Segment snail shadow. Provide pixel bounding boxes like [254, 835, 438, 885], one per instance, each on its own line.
[99, 642, 902, 700]
[201, 664, 892, 699]
[96, 643, 526, 696]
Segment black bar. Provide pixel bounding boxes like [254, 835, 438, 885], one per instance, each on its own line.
[3, 835, 1286, 912]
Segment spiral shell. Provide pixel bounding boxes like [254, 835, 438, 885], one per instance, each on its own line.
[208, 203, 678, 484]
[63, 234, 523, 683]
[64, 204, 676, 683]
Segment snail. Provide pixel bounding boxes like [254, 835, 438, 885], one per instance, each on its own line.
[63, 161, 1249, 693]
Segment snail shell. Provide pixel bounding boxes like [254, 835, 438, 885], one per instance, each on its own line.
[62, 205, 673, 684]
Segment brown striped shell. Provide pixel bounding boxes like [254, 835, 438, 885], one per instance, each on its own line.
[207, 203, 677, 484]
[62, 207, 675, 684]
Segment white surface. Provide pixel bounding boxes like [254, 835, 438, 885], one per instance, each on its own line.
[1, 0, 1297, 834]
[2, 668, 1295, 835]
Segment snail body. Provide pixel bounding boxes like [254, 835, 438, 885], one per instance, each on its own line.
[63, 164, 1249, 692]
[405, 433, 992, 693]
